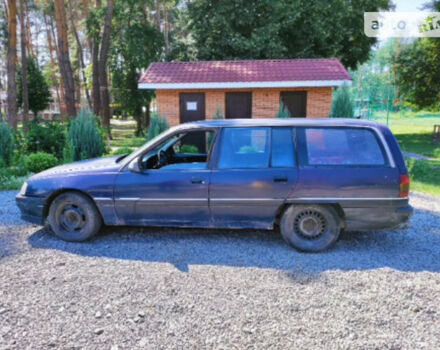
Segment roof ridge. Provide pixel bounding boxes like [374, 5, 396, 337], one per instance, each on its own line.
[152, 57, 340, 65]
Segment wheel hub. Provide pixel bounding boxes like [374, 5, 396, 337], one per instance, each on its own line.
[60, 205, 85, 231]
[294, 210, 326, 239]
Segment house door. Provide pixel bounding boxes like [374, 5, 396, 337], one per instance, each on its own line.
[225, 92, 252, 119]
[180, 93, 205, 123]
[180, 93, 206, 150]
[281, 91, 307, 118]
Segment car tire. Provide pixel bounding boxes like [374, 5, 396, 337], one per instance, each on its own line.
[48, 192, 102, 242]
[280, 204, 341, 252]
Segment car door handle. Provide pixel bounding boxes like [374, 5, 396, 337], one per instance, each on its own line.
[273, 176, 288, 183]
[191, 177, 205, 184]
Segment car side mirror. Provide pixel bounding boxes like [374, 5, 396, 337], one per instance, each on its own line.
[128, 157, 142, 173]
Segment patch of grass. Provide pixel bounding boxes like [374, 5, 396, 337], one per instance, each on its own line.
[405, 158, 440, 196]
[110, 119, 145, 149]
[110, 137, 145, 148]
[0, 168, 30, 190]
[394, 133, 440, 158]
[370, 113, 440, 158]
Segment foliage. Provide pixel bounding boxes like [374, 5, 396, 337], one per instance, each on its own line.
[165, 7, 197, 61]
[350, 38, 398, 111]
[17, 56, 52, 116]
[239, 145, 258, 153]
[146, 113, 169, 141]
[187, 0, 390, 69]
[275, 101, 290, 118]
[24, 152, 58, 173]
[180, 144, 198, 153]
[404, 157, 440, 196]
[329, 86, 354, 118]
[0, 167, 28, 190]
[24, 117, 66, 159]
[406, 157, 431, 178]
[112, 147, 134, 155]
[394, 38, 440, 111]
[212, 107, 224, 119]
[65, 109, 105, 161]
[110, 0, 163, 136]
[0, 121, 15, 166]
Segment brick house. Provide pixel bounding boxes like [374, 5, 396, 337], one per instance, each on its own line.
[138, 58, 351, 126]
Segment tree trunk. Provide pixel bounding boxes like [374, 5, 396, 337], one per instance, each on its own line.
[91, 0, 101, 116]
[6, 0, 17, 130]
[155, 0, 160, 31]
[81, 0, 93, 108]
[19, 0, 28, 125]
[163, 5, 169, 55]
[44, 15, 61, 112]
[142, 103, 151, 132]
[98, 0, 113, 136]
[49, 16, 65, 112]
[24, 6, 33, 57]
[67, 0, 92, 108]
[54, 0, 76, 117]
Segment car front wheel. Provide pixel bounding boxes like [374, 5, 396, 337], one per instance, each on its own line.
[280, 204, 341, 252]
[48, 192, 102, 242]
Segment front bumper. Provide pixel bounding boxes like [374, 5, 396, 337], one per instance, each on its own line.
[15, 194, 45, 225]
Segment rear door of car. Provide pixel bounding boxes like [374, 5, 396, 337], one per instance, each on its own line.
[209, 126, 298, 228]
[293, 126, 400, 199]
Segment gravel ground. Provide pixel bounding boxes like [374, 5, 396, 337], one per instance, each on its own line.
[1, 190, 439, 350]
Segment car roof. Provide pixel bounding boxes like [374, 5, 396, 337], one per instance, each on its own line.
[174, 118, 382, 130]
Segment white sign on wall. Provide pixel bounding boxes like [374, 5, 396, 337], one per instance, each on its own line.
[186, 102, 197, 111]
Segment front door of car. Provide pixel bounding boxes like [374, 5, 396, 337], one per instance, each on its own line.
[209, 127, 299, 228]
[114, 129, 215, 226]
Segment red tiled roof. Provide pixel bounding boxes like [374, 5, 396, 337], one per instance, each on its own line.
[139, 58, 351, 84]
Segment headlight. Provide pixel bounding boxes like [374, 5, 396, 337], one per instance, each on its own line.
[19, 182, 28, 196]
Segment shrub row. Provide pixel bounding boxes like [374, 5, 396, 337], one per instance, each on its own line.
[0, 110, 105, 173]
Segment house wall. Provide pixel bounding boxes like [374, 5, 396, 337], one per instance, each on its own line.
[156, 87, 332, 127]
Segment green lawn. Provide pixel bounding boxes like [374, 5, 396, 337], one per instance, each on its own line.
[370, 111, 440, 196]
[110, 119, 145, 149]
[371, 111, 440, 158]
[407, 158, 440, 196]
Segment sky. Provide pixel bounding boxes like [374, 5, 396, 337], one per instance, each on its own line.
[393, 0, 430, 11]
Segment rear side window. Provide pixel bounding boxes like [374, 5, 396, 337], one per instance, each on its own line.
[298, 127, 387, 166]
[271, 127, 295, 167]
[218, 127, 269, 169]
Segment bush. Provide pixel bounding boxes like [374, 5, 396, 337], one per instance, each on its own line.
[275, 101, 290, 118]
[329, 85, 354, 118]
[406, 157, 431, 178]
[112, 147, 134, 155]
[24, 117, 66, 159]
[212, 106, 224, 119]
[0, 121, 15, 166]
[65, 109, 105, 161]
[24, 152, 58, 173]
[0, 167, 28, 190]
[180, 144, 198, 153]
[146, 113, 169, 141]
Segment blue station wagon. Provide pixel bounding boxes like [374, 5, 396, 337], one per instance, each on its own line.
[16, 119, 413, 252]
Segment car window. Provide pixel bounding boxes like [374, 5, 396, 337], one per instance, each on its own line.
[173, 130, 214, 154]
[141, 130, 214, 170]
[271, 127, 295, 167]
[218, 127, 270, 169]
[300, 127, 387, 166]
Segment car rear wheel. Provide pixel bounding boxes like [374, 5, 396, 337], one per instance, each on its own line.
[280, 204, 341, 252]
[48, 192, 102, 242]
